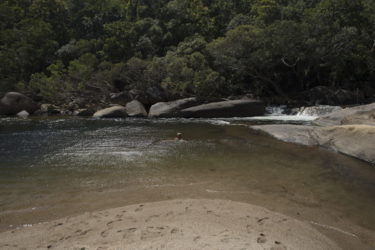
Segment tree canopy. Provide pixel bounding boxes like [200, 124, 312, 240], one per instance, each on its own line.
[1, 0, 374, 103]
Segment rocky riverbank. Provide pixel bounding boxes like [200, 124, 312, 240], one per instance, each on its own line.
[1, 91, 374, 164]
[252, 103, 375, 164]
[0, 92, 265, 119]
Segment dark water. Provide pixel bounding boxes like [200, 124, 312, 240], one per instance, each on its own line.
[0, 117, 374, 239]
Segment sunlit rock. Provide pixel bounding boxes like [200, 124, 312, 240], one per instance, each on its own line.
[16, 110, 29, 119]
[93, 106, 128, 118]
[149, 98, 198, 118]
[125, 100, 147, 117]
[180, 99, 265, 118]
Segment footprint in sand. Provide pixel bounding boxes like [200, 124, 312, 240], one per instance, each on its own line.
[170, 228, 181, 234]
[141, 226, 169, 240]
[100, 220, 117, 238]
[77, 229, 92, 236]
[207, 210, 220, 217]
[101, 230, 110, 238]
[135, 205, 144, 212]
[115, 214, 123, 220]
[257, 233, 267, 244]
[271, 241, 287, 250]
[50, 222, 63, 229]
[99, 212, 110, 218]
[97, 247, 109, 250]
[145, 214, 160, 222]
[121, 228, 137, 240]
[256, 217, 269, 225]
[193, 236, 201, 242]
[106, 221, 115, 227]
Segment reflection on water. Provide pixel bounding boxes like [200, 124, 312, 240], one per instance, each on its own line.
[0, 117, 374, 235]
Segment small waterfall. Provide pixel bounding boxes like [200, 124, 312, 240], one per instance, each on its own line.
[257, 105, 342, 122]
[265, 105, 288, 116]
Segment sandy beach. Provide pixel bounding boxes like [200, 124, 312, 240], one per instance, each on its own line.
[0, 199, 341, 250]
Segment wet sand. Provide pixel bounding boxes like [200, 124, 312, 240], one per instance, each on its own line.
[0, 199, 341, 250]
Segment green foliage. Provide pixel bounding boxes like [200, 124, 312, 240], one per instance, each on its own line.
[0, 0, 374, 102]
[29, 61, 66, 100]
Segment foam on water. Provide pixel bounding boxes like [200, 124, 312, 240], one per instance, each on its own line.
[265, 105, 288, 116]
[257, 105, 344, 122]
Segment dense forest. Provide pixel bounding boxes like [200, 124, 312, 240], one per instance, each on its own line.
[1, 0, 375, 106]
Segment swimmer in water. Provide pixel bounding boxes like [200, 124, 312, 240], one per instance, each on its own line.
[175, 132, 183, 141]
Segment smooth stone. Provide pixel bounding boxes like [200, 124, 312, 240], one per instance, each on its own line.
[179, 99, 265, 118]
[314, 125, 375, 164]
[0, 92, 38, 115]
[295, 105, 342, 117]
[16, 110, 30, 119]
[252, 125, 317, 146]
[314, 103, 375, 126]
[252, 124, 375, 164]
[125, 100, 147, 117]
[93, 106, 128, 118]
[149, 98, 198, 118]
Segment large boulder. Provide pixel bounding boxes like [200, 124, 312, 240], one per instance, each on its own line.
[125, 100, 147, 117]
[341, 110, 375, 126]
[148, 98, 198, 118]
[314, 103, 375, 126]
[0, 92, 39, 115]
[251, 125, 317, 146]
[295, 105, 342, 117]
[251, 124, 375, 164]
[179, 99, 265, 118]
[313, 125, 375, 164]
[93, 106, 128, 118]
[252, 103, 375, 164]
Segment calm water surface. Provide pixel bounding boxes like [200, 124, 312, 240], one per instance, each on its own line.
[0, 117, 374, 245]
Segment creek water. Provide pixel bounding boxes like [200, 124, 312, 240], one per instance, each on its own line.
[0, 116, 374, 247]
